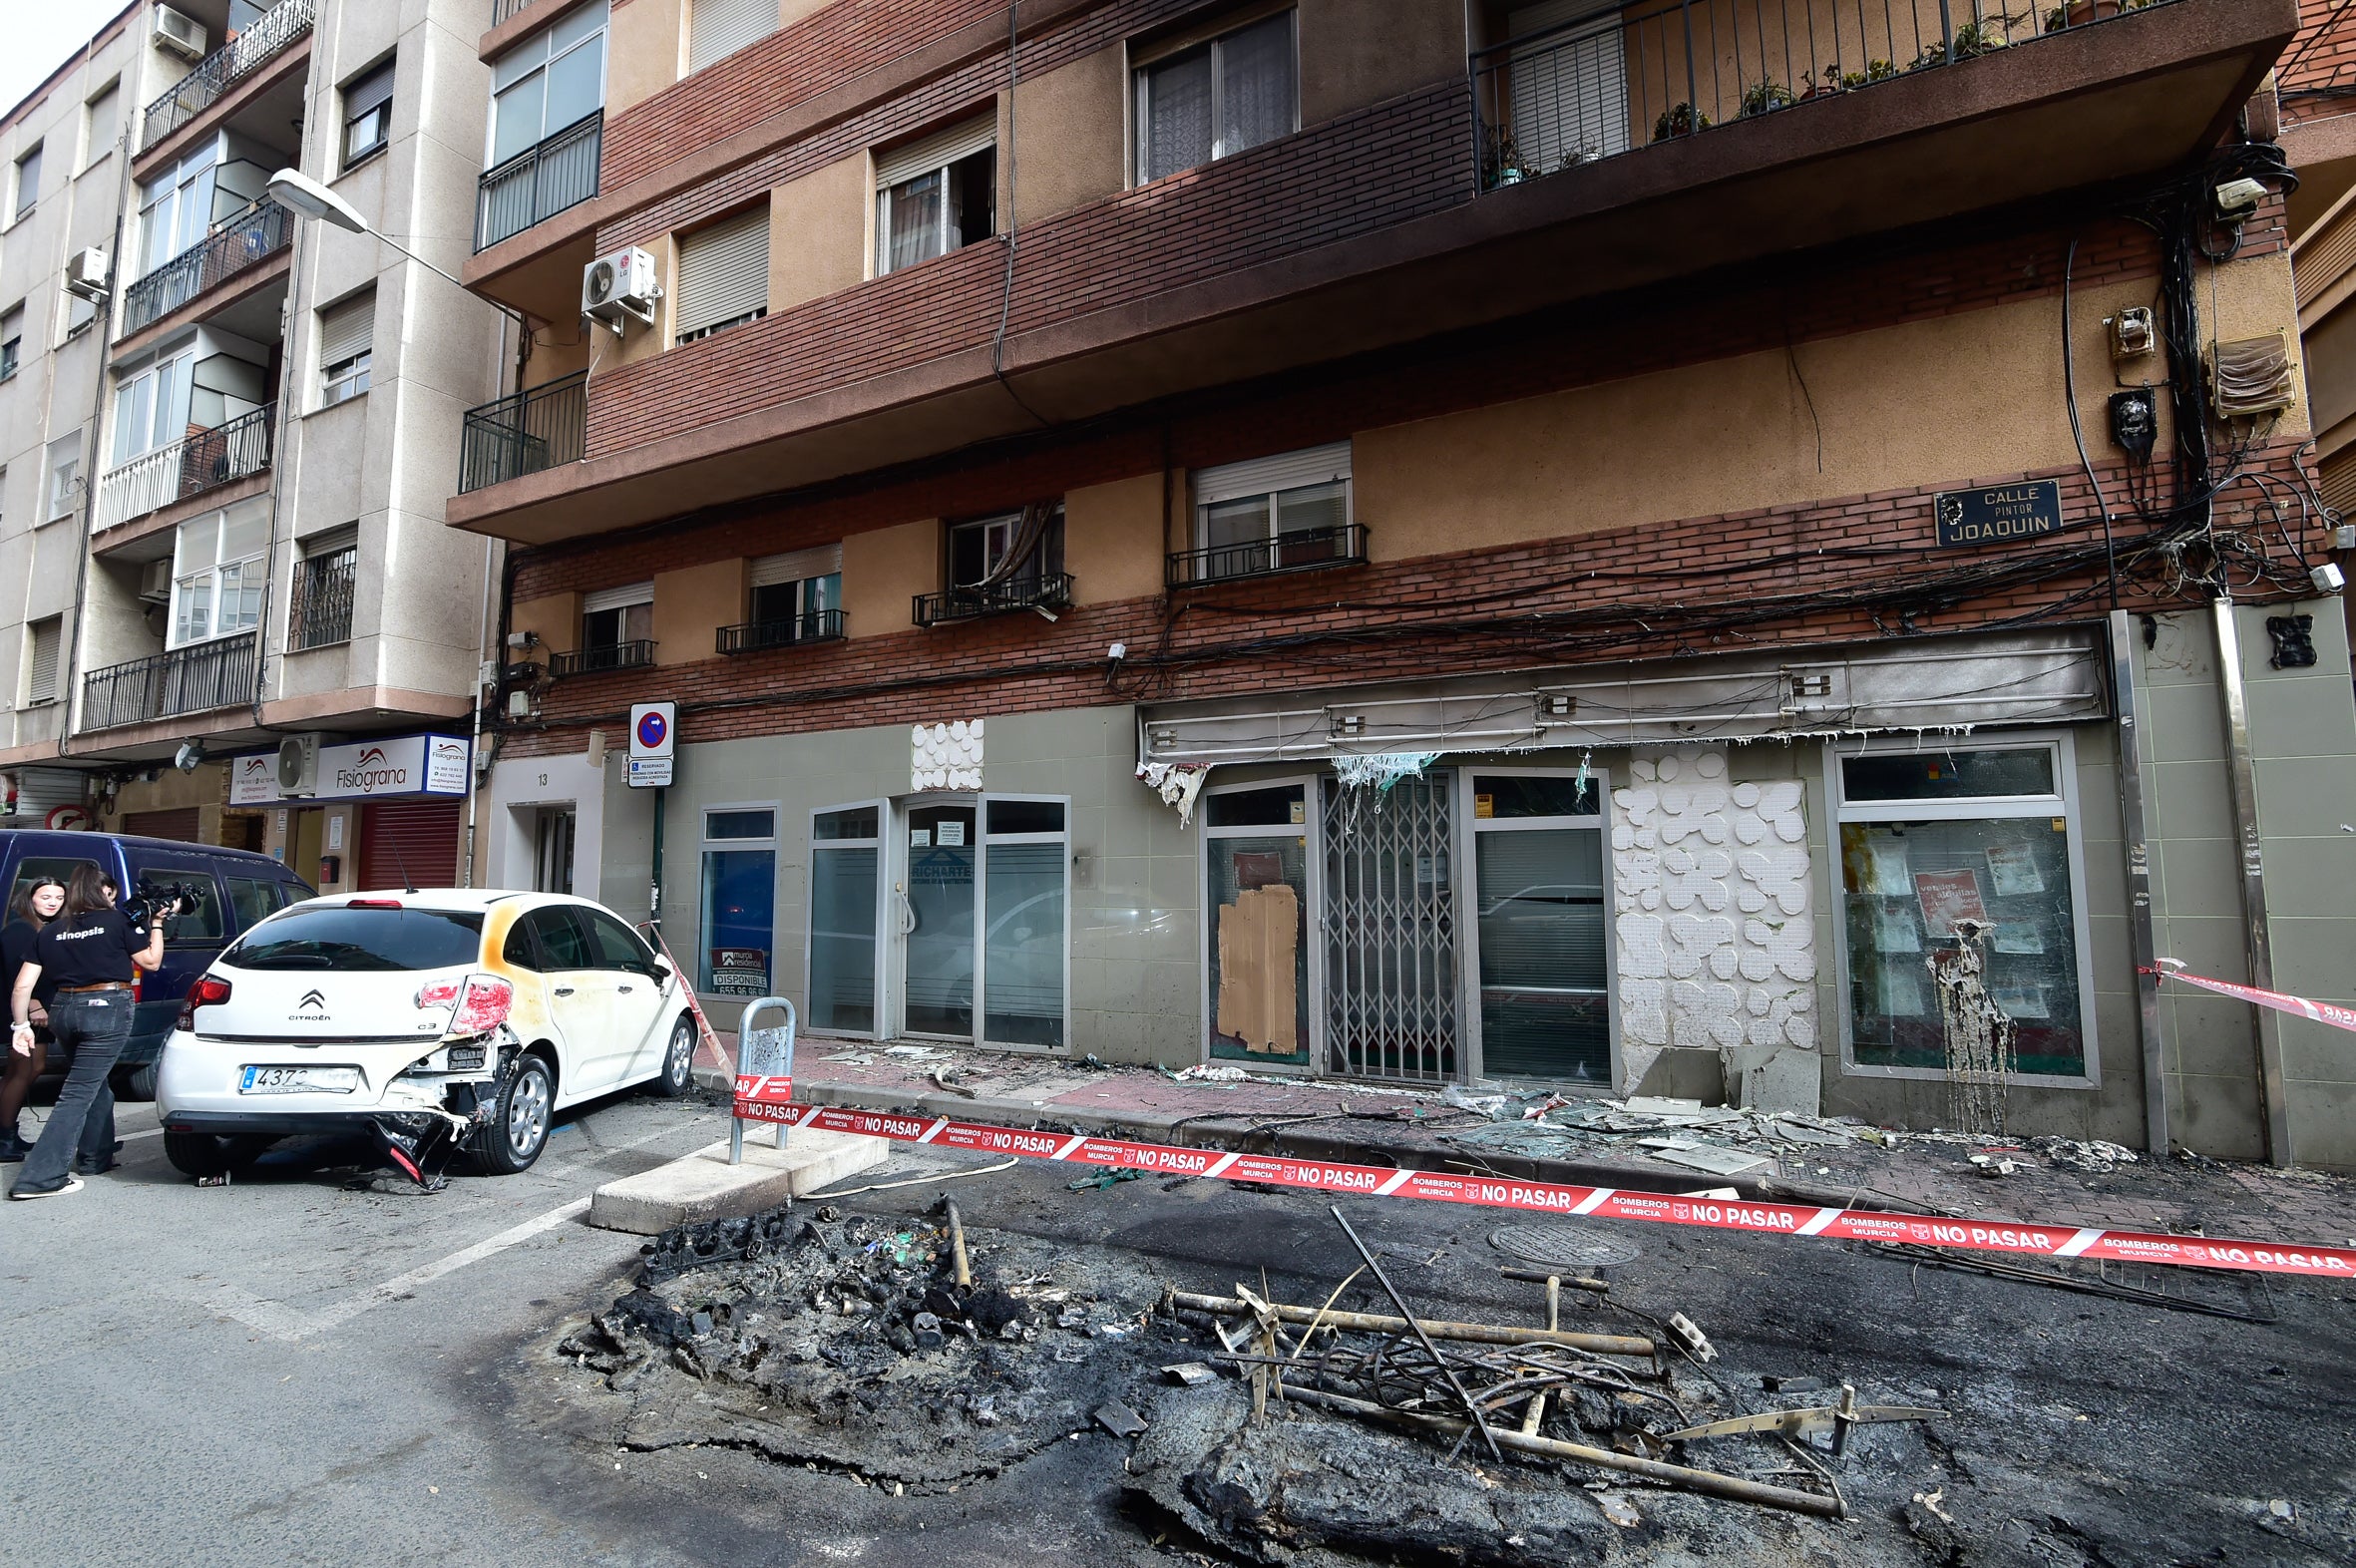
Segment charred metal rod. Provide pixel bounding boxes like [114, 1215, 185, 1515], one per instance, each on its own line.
[1499, 1267, 1612, 1294]
[1330, 1206, 1503, 1463]
[1167, 1292, 1654, 1359]
[944, 1199, 973, 1291]
[1280, 1386, 1848, 1520]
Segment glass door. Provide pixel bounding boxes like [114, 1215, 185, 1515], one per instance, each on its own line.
[902, 799, 978, 1038]
[808, 802, 883, 1035]
[1202, 781, 1313, 1067]
[980, 797, 1066, 1048]
[1466, 771, 1609, 1082]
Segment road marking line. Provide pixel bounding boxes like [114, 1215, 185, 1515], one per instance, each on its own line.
[212, 1197, 592, 1342]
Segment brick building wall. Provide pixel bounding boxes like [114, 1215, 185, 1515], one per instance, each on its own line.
[2279, 0, 2356, 123]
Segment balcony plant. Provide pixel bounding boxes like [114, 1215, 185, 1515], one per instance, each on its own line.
[1739, 80, 1797, 118]
[1802, 59, 1896, 98]
[1482, 124, 1528, 188]
[1651, 101, 1712, 141]
[1908, 18, 2012, 71]
[2046, 0, 2148, 31]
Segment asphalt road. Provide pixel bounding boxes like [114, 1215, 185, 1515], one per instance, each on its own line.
[4, 1093, 2352, 1566]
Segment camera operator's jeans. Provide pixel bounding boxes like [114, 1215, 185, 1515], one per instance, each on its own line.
[14, 990, 131, 1192]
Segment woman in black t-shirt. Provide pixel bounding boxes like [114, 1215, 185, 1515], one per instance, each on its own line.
[0, 875, 66, 1162]
[6, 866, 173, 1200]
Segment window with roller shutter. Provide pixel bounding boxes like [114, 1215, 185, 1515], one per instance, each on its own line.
[688, 0, 774, 74]
[1500, 0, 1630, 175]
[874, 115, 995, 275]
[25, 615, 61, 705]
[672, 205, 769, 345]
[726, 544, 844, 652]
[317, 289, 374, 407]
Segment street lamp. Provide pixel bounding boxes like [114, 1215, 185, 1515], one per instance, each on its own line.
[265, 167, 515, 309]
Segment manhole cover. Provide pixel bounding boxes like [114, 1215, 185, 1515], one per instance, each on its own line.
[1487, 1224, 1641, 1271]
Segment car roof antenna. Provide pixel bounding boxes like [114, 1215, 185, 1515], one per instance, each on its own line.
[388, 832, 418, 896]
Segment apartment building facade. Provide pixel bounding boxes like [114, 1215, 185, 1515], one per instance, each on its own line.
[0, 0, 521, 895]
[451, 0, 2355, 1164]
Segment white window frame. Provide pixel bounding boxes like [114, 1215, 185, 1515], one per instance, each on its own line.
[1196, 773, 1324, 1074]
[872, 116, 996, 277]
[1824, 731, 2101, 1090]
[168, 505, 268, 648]
[1132, 8, 1301, 186]
[112, 347, 196, 465]
[805, 798, 890, 1040]
[44, 432, 82, 524]
[341, 58, 396, 170]
[316, 288, 375, 409]
[1453, 763, 1616, 1087]
[485, 0, 607, 170]
[137, 143, 217, 278]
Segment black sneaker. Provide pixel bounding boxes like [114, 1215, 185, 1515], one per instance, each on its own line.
[9, 1173, 84, 1200]
[0, 1134, 29, 1164]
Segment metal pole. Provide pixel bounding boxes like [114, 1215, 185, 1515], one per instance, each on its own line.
[2209, 597, 2292, 1167]
[1331, 1206, 1504, 1461]
[2110, 611, 2169, 1156]
[1681, 0, 1699, 130]
[649, 783, 666, 939]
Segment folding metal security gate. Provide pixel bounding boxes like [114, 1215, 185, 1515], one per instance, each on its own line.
[1322, 771, 1459, 1082]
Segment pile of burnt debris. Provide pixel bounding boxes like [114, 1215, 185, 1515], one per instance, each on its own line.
[558, 1198, 1956, 1560]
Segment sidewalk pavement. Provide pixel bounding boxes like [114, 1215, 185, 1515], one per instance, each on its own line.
[694, 1038, 2354, 1251]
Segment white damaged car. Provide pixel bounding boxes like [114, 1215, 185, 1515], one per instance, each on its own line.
[156, 890, 700, 1184]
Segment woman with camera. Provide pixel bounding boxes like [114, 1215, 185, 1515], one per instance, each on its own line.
[0, 875, 67, 1162]
[6, 867, 175, 1200]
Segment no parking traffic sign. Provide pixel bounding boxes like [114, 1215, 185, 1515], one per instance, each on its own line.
[628, 701, 675, 788]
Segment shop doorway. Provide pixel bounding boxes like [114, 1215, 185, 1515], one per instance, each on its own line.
[359, 800, 461, 890]
[805, 794, 1068, 1050]
[1323, 771, 1459, 1083]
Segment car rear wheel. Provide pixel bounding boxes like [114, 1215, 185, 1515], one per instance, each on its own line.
[164, 1130, 274, 1179]
[477, 1053, 554, 1175]
[120, 1060, 161, 1101]
[648, 1014, 696, 1098]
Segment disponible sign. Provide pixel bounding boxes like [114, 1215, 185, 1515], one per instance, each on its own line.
[229, 735, 471, 805]
[1934, 480, 2064, 548]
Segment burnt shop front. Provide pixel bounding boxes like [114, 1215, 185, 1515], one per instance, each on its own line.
[228, 733, 472, 894]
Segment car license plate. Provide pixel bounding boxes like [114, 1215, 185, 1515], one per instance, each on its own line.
[239, 1065, 359, 1095]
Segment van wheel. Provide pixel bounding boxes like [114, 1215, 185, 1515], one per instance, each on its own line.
[476, 1054, 554, 1175]
[165, 1131, 273, 1179]
[648, 1015, 696, 1098]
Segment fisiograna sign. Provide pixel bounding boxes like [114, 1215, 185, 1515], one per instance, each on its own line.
[228, 734, 470, 805]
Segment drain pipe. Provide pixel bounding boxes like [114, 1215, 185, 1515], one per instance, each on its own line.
[2209, 597, 2293, 1168]
[2108, 610, 2168, 1157]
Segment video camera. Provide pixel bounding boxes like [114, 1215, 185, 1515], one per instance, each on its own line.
[125, 880, 202, 928]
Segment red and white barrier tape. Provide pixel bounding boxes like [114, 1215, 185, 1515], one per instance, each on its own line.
[2147, 964, 2356, 1035]
[770, 1102, 2354, 1279]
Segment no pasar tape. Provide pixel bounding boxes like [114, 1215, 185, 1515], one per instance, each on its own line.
[769, 1102, 2356, 1281]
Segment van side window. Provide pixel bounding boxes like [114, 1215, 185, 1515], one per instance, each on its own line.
[8, 857, 100, 915]
[225, 876, 278, 933]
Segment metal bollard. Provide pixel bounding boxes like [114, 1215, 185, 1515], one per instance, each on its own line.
[728, 994, 797, 1166]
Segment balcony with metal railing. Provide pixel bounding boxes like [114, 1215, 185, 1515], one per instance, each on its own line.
[289, 547, 358, 650]
[1167, 524, 1371, 589]
[120, 201, 292, 340]
[477, 112, 602, 251]
[139, 0, 316, 153]
[95, 404, 276, 535]
[460, 371, 587, 493]
[80, 631, 260, 732]
[1470, 0, 2187, 191]
[914, 574, 1076, 628]
[550, 639, 656, 676]
[717, 608, 848, 654]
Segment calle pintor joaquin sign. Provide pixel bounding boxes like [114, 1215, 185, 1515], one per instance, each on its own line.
[1934, 479, 2064, 549]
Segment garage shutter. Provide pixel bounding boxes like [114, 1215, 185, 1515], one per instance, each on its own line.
[122, 807, 201, 843]
[359, 800, 461, 892]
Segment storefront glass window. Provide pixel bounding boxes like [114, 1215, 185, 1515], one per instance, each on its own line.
[698, 806, 775, 998]
[1836, 742, 2091, 1079]
[808, 804, 879, 1032]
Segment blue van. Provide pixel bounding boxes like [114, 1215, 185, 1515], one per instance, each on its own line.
[0, 830, 313, 1098]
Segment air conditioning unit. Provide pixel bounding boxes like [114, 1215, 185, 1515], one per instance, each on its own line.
[276, 732, 321, 797]
[582, 246, 658, 332]
[64, 248, 111, 303]
[152, 5, 207, 63]
[137, 559, 173, 603]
